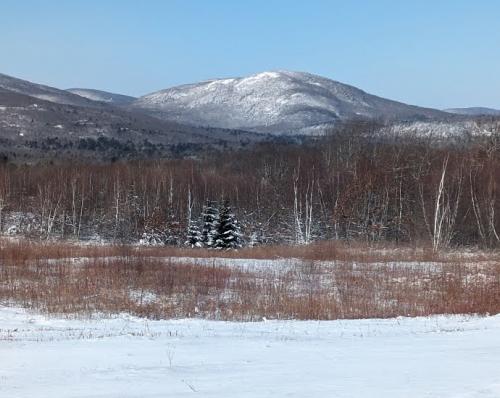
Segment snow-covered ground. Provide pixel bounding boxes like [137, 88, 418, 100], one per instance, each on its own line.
[1, 307, 500, 397]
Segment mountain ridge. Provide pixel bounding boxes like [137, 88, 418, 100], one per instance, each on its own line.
[0, 74, 270, 161]
[130, 70, 454, 134]
[0, 69, 492, 161]
[0, 73, 101, 108]
[67, 88, 136, 105]
[444, 107, 500, 116]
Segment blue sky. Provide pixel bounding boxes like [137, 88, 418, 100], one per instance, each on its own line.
[1, 0, 499, 109]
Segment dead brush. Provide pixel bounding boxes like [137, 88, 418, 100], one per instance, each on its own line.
[1, 240, 500, 320]
[2, 237, 500, 264]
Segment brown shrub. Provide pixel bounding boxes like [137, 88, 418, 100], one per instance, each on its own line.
[1, 239, 499, 320]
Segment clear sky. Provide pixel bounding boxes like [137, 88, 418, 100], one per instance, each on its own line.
[1, 0, 499, 109]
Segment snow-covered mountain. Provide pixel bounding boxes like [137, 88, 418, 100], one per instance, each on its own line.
[444, 107, 500, 116]
[0, 69, 495, 160]
[0, 73, 99, 107]
[67, 88, 136, 105]
[0, 73, 269, 161]
[131, 70, 451, 134]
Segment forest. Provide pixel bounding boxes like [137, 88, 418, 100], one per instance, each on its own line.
[1, 120, 500, 250]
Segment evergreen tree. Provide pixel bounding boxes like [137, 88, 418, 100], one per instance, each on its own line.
[185, 219, 202, 248]
[201, 201, 219, 248]
[163, 207, 181, 245]
[215, 201, 243, 249]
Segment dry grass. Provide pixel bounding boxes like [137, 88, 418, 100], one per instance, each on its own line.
[2, 238, 500, 263]
[1, 238, 499, 320]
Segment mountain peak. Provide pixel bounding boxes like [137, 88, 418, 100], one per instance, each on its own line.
[131, 71, 448, 134]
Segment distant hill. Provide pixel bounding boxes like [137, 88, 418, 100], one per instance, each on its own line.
[67, 88, 136, 105]
[0, 75, 269, 161]
[444, 107, 500, 116]
[131, 70, 453, 134]
[0, 70, 494, 161]
[0, 73, 99, 107]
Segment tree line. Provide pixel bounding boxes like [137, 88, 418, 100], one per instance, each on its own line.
[1, 120, 500, 249]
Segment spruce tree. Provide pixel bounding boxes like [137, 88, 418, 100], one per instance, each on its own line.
[215, 201, 243, 249]
[201, 201, 219, 248]
[185, 219, 202, 248]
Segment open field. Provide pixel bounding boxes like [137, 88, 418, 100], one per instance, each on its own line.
[1, 234, 500, 398]
[1, 307, 500, 398]
[1, 239, 499, 320]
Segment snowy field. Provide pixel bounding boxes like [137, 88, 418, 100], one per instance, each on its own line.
[1, 307, 500, 398]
